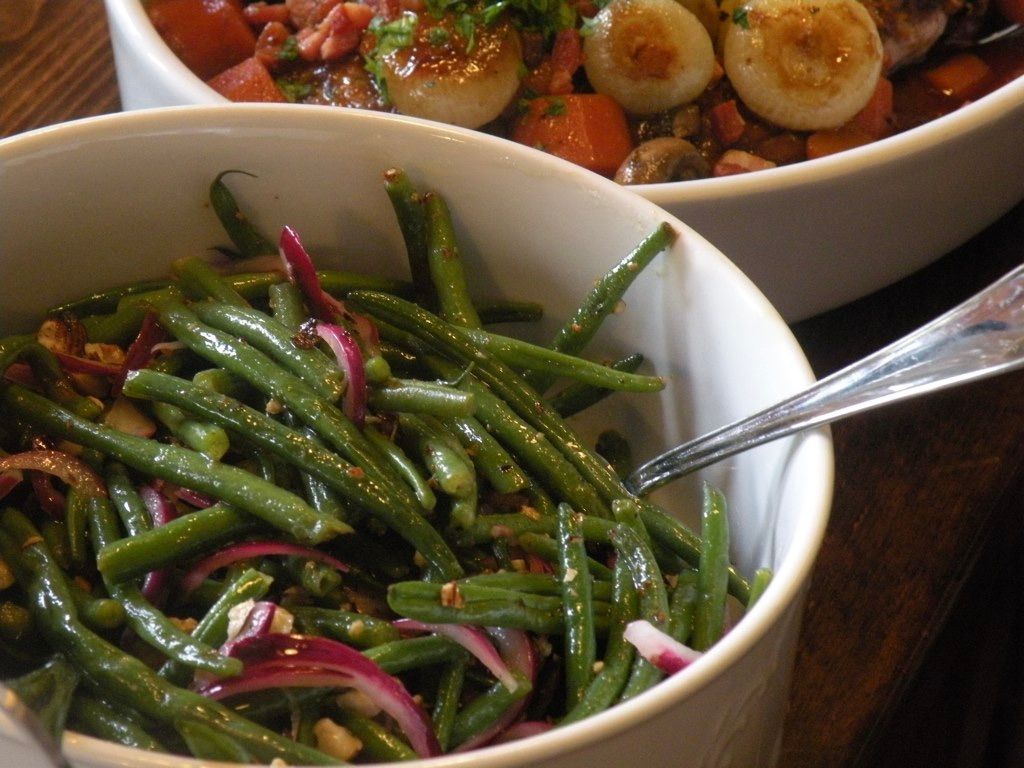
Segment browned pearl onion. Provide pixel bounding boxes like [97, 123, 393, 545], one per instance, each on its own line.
[379, 14, 523, 130]
[722, 0, 883, 131]
[583, 0, 715, 116]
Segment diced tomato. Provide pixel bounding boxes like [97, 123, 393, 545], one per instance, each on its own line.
[923, 53, 993, 101]
[255, 21, 291, 69]
[511, 93, 634, 177]
[148, 0, 256, 81]
[207, 56, 288, 102]
[243, 1, 291, 24]
[709, 99, 746, 146]
[523, 29, 583, 96]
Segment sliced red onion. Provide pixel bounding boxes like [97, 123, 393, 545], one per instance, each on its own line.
[173, 486, 216, 509]
[278, 225, 344, 322]
[493, 720, 553, 743]
[54, 351, 121, 377]
[112, 313, 166, 397]
[138, 484, 180, 604]
[453, 627, 536, 752]
[623, 619, 702, 675]
[0, 467, 23, 502]
[394, 619, 518, 692]
[3, 362, 36, 388]
[29, 471, 66, 520]
[315, 322, 366, 427]
[0, 449, 106, 498]
[181, 540, 350, 595]
[197, 633, 441, 758]
[220, 600, 284, 655]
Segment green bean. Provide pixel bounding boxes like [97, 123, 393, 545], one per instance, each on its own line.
[453, 510, 614, 549]
[516, 532, 613, 580]
[692, 484, 731, 651]
[171, 256, 250, 307]
[81, 303, 151, 345]
[422, 354, 612, 519]
[209, 170, 277, 258]
[610, 521, 670, 701]
[17, 342, 102, 421]
[121, 369, 460, 578]
[746, 567, 773, 610]
[476, 299, 544, 325]
[285, 555, 343, 598]
[397, 413, 475, 501]
[596, 429, 633, 479]
[449, 673, 531, 748]
[3, 384, 349, 546]
[0, 557, 13, 591]
[363, 635, 467, 674]
[557, 503, 597, 707]
[460, 327, 664, 393]
[97, 504, 259, 584]
[369, 378, 476, 418]
[68, 578, 126, 632]
[349, 292, 625, 517]
[39, 519, 71, 570]
[150, 298, 412, 506]
[159, 568, 272, 686]
[191, 299, 346, 403]
[48, 279, 172, 317]
[365, 425, 437, 511]
[291, 606, 400, 649]
[88, 496, 243, 677]
[561, 554, 637, 724]
[526, 223, 675, 393]
[268, 280, 307, 328]
[387, 580, 611, 634]
[0, 511, 340, 766]
[192, 367, 253, 398]
[104, 462, 151, 537]
[0, 334, 33, 374]
[151, 400, 231, 460]
[668, 570, 698, 644]
[424, 191, 481, 328]
[62, 487, 91, 570]
[5, 654, 80, 738]
[177, 719, 256, 762]
[334, 707, 418, 762]
[0, 600, 33, 642]
[547, 352, 645, 418]
[459, 571, 613, 601]
[69, 692, 167, 752]
[431, 654, 468, 751]
[384, 167, 434, 310]
[442, 415, 529, 494]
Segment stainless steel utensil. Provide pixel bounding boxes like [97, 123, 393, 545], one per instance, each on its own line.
[624, 262, 1024, 496]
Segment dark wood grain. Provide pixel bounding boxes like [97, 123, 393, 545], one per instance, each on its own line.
[3, 4, 1024, 766]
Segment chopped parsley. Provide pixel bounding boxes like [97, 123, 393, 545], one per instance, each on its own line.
[731, 7, 750, 27]
[275, 79, 313, 103]
[543, 97, 567, 117]
[278, 35, 299, 62]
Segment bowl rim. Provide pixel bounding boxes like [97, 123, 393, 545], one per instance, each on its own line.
[104, 0, 1024, 201]
[2, 104, 835, 767]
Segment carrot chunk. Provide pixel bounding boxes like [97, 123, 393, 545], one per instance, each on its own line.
[923, 53, 993, 101]
[511, 93, 634, 177]
[149, 0, 257, 81]
[207, 57, 287, 102]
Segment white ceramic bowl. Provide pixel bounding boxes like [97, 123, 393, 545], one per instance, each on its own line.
[101, 0, 1024, 320]
[0, 105, 833, 768]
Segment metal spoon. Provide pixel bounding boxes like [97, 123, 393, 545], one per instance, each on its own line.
[0, 682, 71, 768]
[624, 261, 1024, 497]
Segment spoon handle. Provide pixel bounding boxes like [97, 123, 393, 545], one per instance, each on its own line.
[624, 262, 1024, 497]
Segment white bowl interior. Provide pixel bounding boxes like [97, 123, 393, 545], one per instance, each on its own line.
[0, 105, 833, 768]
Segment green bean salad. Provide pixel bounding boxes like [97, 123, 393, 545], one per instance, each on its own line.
[0, 169, 770, 765]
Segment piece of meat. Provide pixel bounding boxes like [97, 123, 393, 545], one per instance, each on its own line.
[859, 0, 984, 70]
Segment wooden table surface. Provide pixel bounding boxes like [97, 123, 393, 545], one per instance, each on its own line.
[5, 3, 1024, 766]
